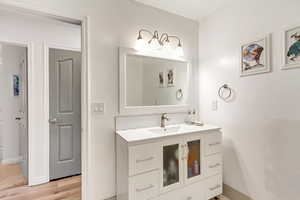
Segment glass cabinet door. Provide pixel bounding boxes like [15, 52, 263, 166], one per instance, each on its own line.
[186, 139, 201, 179]
[163, 144, 180, 187]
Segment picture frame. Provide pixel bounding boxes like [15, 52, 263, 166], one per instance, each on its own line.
[282, 24, 300, 70]
[166, 68, 176, 87]
[13, 74, 20, 96]
[240, 34, 271, 76]
[158, 71, 165, 88]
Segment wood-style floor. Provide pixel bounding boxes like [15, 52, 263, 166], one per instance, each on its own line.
[0, 164, 27, 191]
[0, 164, 81, 200]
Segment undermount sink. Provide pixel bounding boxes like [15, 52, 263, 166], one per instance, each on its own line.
[149, 125, 181, 134]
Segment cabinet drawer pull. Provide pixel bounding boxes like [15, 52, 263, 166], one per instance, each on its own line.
[136, 156, 154, 163]
[209, 142, 220, 146]
[209, 184, 221, 191]
[209, 163, 221, 168]
[136, 184, 154, 192]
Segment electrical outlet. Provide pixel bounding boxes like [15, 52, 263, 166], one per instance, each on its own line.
[91, 102, 105, 114]
[212, 100, 218, 111]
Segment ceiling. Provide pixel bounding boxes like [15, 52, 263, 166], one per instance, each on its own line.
[134, 0, 231, 21]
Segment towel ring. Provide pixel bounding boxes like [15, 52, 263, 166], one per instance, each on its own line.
[176, 89, 183, 100]
[218, 84, 232, 101]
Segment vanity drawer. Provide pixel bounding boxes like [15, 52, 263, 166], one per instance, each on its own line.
[129, 170, 159, 200]
[129, 143, 159, 176]
[205, 174, 222, 199]
[205, 132, 222, 156]
[205, 153, 222, 177]
[156, 181, 204, 200]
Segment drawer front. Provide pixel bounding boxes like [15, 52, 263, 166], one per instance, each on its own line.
[205, 132, 222, 156]
[129, 143, 159, 176]
[205, 153, 222, 177]
[156, 181, 204, 200]
[129, 171, 159, 200]
[205, 174, 222, 199]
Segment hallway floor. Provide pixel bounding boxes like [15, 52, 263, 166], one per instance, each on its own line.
[0, 164, 27, 191]
[0, 164, 81, 200]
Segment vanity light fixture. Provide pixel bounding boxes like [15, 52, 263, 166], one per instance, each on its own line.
[135, 29, 184, 57]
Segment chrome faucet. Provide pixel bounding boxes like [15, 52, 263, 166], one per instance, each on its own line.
[161, 113, 169, 128]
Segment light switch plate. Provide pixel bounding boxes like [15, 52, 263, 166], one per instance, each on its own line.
[212, 100, 218, 111]
[91, 102, 105, 114]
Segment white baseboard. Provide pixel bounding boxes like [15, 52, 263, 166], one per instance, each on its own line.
[29, 176, 49, 186]
[104, 196, 116, 200]
[0, 146, 3, 161]
[223, 184, 253, 200]
[1, 156, 22, 164]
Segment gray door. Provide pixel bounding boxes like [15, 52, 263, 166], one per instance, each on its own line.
[49, 48, 81, 180]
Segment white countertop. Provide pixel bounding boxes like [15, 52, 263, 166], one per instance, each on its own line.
[116, 123, 221, 143]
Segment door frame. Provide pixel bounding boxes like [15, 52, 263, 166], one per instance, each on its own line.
[0, 39, 32, 169]
[43, 19, 90, 200]
[0, 4, 90, 200]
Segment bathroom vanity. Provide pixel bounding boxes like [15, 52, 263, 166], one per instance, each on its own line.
[116, 124, 222, 200]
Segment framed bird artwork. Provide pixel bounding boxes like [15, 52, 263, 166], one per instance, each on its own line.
[282, 25, 300, 70]
[240, 34, 271, 76]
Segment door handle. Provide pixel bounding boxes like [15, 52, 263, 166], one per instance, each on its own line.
[49, 118, 58, 124]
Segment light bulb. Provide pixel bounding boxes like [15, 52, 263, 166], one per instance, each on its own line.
[175, 45, 184, 57]
[149, 37, 161, 50]
[135, 38, 147, 51]
[163, 40, 172, 53]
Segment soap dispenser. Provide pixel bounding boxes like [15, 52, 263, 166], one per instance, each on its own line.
[191, 109, 196, 123]
[185, 110, 193, 124]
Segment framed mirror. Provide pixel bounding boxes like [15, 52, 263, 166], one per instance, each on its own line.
[119, 47, 190, 115]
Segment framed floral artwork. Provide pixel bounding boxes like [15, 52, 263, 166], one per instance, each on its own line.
[158, 71, 164, 88]
[167, 68, 176, 87]
[240, 34, 271, 76]
[13, 74, 20, 96]
[282, 25, 300, 70]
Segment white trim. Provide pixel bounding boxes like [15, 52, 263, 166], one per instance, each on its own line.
[281, 24, 300, 70]
[1, 156, 23, 164]
[45, 43, 81, 53]
[119, 47, 191, 116]
[26, 42, 36, 186]
[81, 16, 91, 200]
[0, 4, 90, 200]
[42, 44, 50, 185]
[30, 176, 49, 186]
[0, 39, 33, 184]
[43, 17, 90, 200]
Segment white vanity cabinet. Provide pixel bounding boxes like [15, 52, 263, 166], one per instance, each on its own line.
[116, 125, 222, 200]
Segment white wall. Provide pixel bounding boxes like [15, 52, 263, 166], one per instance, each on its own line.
[198, 0, 300, 199]
[0, 44, 26, 163]
[0, 0, 199, 199]
[0, 9, 81, 185]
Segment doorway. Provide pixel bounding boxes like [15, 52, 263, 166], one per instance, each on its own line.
[0, 42, 28, 190]
[49, 48, 82, 180]
[0, 6, 88, 200]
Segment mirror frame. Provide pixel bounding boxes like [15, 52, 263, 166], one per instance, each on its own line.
[119, 47, 191, 115]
